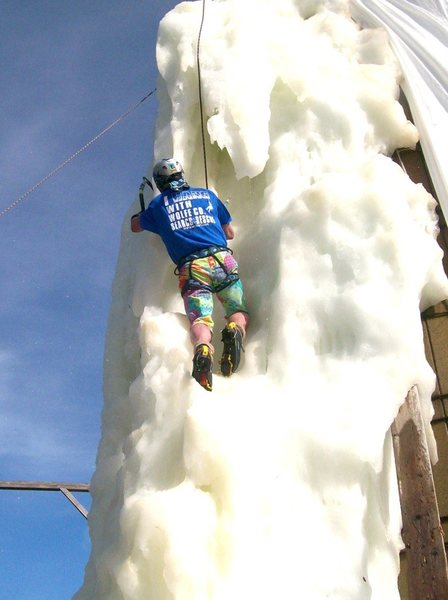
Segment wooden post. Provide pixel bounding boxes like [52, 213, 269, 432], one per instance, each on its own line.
[392, 386, 448, 600]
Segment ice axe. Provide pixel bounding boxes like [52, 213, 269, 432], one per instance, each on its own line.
[138, 176, 154, 211]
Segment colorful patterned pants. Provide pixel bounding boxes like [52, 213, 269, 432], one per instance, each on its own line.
[178, 251, 248, 330]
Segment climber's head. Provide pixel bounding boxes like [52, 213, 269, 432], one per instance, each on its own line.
[153, 158, 190, 192]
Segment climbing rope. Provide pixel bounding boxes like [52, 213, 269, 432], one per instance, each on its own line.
[3, 0, 211, 220]
[0, 88, 157, 220]
[196, 0, 209, 189]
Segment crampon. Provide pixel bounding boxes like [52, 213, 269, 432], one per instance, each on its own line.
[220, 322, 243, 376]
[192, 343, 213, 391]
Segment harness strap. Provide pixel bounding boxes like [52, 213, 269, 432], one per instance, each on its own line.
[210, 251, 240, 292]
[181, 278, 214, 296]
[174, 245, 230, 274]
[214, 272, 240, 293]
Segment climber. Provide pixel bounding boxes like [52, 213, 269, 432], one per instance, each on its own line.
[131, 158, 249, 392]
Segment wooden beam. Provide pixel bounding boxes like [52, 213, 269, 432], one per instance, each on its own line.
[392, 386, 448, 600]
[0, 481, 89, 492]
[0, 480, 90, 520]
[59, 487, 89, 519]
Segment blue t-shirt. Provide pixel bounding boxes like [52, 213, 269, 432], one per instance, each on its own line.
[139, 187, 232, 264]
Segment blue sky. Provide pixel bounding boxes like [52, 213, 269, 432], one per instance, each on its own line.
[0, 1, 179, 597]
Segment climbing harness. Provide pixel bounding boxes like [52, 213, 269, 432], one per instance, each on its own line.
[0, 89, 157, 220]
[175, 245, 230, 272]
[196, 0, 209, 188]
[176, 245, 240, 295]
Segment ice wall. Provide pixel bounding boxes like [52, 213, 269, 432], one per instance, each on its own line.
[75, 0, 448, 599]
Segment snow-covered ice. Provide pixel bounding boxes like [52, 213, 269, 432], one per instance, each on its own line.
[74, 0, 448, 598]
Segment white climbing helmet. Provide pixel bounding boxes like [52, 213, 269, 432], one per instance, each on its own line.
[153, 158, 189, 192]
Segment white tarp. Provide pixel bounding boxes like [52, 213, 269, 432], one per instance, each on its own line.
[351, 0, 448, 215]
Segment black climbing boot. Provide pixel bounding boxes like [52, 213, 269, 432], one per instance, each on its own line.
[220, 322, 243, 376]
[192, 343, 213, 391]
